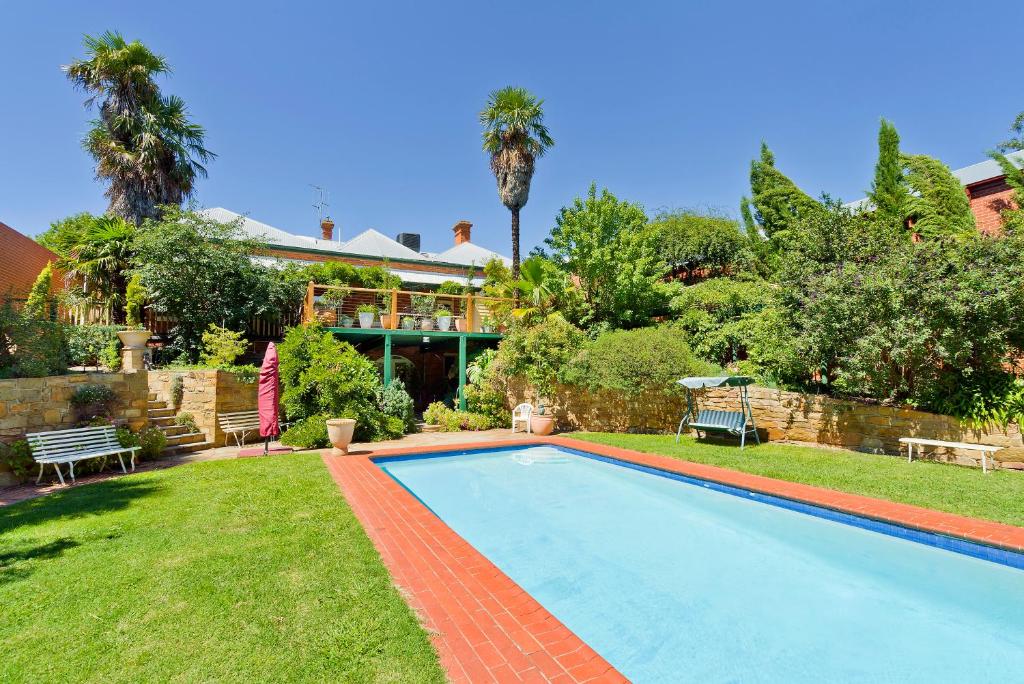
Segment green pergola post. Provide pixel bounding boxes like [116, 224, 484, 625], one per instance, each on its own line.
[383, 333, 392, 386]
[458, 335, 467, 411]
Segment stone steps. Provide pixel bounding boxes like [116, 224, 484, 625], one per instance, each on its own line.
[149, 407, 175, 419]
[162, 440, 215, 457]
[164, 431, 206, 447]
[148, 415, 176, 427]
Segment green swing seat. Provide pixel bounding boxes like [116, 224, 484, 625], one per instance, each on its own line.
[675, 376, 760, 449]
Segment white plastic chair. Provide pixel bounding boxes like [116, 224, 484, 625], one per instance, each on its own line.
[511, 403, 534, 434]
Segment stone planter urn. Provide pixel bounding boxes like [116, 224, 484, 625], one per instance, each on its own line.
[358, 312, 375, 328]
[530, 414, 556, 436]
[326, 418, 356, 456]
[454, 317, 467, 332]
[116, 329, 152, 372]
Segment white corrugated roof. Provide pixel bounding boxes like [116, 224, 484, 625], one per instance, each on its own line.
[434, 241, 512, 267]
[339, 228, 425, 260]
[845, 150, 1024, 210]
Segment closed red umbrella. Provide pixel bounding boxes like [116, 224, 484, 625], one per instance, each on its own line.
[257, 342, 281, 455]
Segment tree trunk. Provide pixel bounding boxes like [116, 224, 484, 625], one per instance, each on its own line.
[511, 207, 521, 306]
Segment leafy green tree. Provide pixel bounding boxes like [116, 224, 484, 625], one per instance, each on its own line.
[199, 324, 248, 367]
[868, 119, 911, 226]
[491, 314, 585, 399]
[54, 215, 136, 323]
[133, 207, 291, 361]
[64, 31, 214, 224]
[24, 263, 54, 319]
[480, 86, 554, 279]
[544, 184, 666, 328]
[649, 209, 748, 282]
[901, 154, 976, 238]
[36, 213, 98, 256]
[987, 150, 1024, 233]
[748, 142, 822, 239]
[996, 111, 1024, 153]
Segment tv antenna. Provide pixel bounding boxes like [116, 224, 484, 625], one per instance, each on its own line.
[311, 184, 330, 222]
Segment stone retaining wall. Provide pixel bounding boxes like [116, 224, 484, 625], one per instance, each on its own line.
[504, 380, 1024, 471]
[148, 369, 259, 446]
[0, 372, 150, 485]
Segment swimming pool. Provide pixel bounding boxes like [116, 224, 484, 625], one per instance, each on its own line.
[377, 445, 1024, 683]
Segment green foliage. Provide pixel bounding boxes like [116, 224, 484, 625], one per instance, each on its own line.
[135, 426, 168, 459]
[901, 153, 976, 238]
[409, 295, 435, 316]
[376, 380, 417, 433]
[492, 314, 585, 398]
[0, 440, 34, 480]
[278, 322, 401, 442]
[133, 207, 293, 362]
[230, 364, 259, 384]
[36, 213, 98, 256]
[65, 324, 121, 369]
[544, 184, 666, 328]
[868, 119, 912, 226]
[0, 300, 68, 379]
[54, 215, 137, 324]
[280, 415, 330, 448]
[649, 210, 748, 282]
[70, 384, 117, 419]
[748, 142, 822, 239]
[464, 384, 506, 427]
[435, 280, 464, 295]
[319, 285, 350, 310]
[669, 277, 775, 368]
[174, 411, 198, 433]
[422, 402, 494, 432]
[988, 151, 1024, 216]
[198, 324, 248, 367]
[355, 304, 377, 314]
[124, 272, 146, 327]
[355, 264, 401, 291]
[24, 263, 54, 319]
[170, 375, 184, 407]
[996, 111, 1024, 153]
[564, 325, 714, 396]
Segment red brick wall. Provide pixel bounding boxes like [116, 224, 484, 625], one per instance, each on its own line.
[967, 179, 1017, 236]
[0, 222, 58, 297]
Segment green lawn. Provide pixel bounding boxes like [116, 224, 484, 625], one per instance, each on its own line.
[0, 454, 444, 683]
[570, 433, 1024, 528]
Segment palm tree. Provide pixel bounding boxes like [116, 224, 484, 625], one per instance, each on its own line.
[55, 215, 136, 323]
[479, 87, 554, 280]
[64, 31, 214, 224]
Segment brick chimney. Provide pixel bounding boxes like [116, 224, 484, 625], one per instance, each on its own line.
[453, 220, 472, 245]
[320, 216, 335, 241]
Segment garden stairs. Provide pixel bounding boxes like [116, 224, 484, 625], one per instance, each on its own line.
[147, 393, 214, 456]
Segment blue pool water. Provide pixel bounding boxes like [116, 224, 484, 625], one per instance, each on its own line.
[378, 446, 1024, 683]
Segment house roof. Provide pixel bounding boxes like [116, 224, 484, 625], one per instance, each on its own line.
[846, 149, 1024, 210]
[434, 241, 512, 267]
[338, 228, 424, 260]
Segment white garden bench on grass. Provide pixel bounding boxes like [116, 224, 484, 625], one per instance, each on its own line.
[217, 410, 262, 447]
[899, 437, 1003, 474]
[27, 425, 139, 486]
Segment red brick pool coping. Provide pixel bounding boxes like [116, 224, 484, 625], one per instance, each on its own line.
[323, 435, 1024, 683]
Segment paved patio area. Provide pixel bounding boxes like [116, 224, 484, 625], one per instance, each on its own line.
[0, 429, 527, 507]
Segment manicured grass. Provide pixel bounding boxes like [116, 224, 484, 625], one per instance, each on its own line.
[570, 433, 1024, 528]
[0, 454, 444, 683]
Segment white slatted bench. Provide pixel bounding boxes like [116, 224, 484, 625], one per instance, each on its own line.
[899, 437, 1003, 474]
[27, 425, 139, 486]
[217, 410, 262, 447]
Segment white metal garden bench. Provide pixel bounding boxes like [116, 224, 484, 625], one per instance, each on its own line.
[26, 425, 139, 486]
[899, 437, 1002, 474]
[511, 403, 534, 434]
[217, 410, 262, 447]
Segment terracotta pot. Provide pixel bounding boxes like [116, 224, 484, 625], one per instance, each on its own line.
[454, 317, 467, 332]
[116, 329, 152, 348]
[326, 418, 356, 456]
[380, 313, 394, 329]
[530, 414, 555, 436]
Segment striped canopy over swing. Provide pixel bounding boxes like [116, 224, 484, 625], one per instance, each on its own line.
[675, 376, 760, 449]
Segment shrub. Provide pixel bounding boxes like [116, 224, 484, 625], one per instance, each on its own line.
[0, 299, 68, 378]
[376, 380, 417, 433]
[229, 364, 259, 384]
[0, 440, 34, 480]
[491, 314, 585, 398]
[66, 325, 122, 369]
[174, 412, 198, 433]
[435, 280, 464, 295]
[668, 277, 774, 368]
[464, 384, 506, 428]
[170, 375, 184, 407]
[564, 326, 715, 396]
[278, 322, 401, 442]
[124, 273, 147, 327]
[24, 263, 55, 319]
[199, 324, 248, 367]
[422, 402, 494, 432]
[280, 415, 330, 449]
[116, 426, 167, 461]
[71, 384, 118, 422]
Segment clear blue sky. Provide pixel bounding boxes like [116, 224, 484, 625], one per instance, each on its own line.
[2, 1, 1021, 257]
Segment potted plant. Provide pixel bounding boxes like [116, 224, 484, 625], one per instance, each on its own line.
[319, 286, 350, 325]
[529, 403, 556, 436]
[481, 316, 495, 334]
[454, 310, 468, 332]
[339, 314, 354, 328]
[378, 293, 395, 329]
[356, 304, 377, 329]
[326, 418, 357, 456]
[117, 281, 152, 371]
[401, 315, 416, 330]
[435, 307, 453, 331]
[411, 294, 435, 331]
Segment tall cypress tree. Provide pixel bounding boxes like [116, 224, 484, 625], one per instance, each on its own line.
[868, 119, 910, 225]
[748, 142, 821, 238]
[901, 153, 976, 238]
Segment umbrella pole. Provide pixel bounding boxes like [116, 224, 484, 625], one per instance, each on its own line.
[263, 435, 270, 457]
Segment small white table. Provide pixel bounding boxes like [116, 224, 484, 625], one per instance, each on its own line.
[899, 437, 1002, 474]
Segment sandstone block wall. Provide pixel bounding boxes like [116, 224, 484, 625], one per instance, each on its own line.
[503, 380, 1024, 471]
[148, 369, 259, 446]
